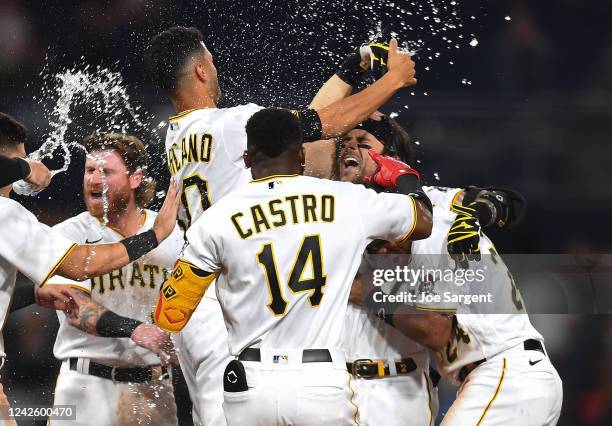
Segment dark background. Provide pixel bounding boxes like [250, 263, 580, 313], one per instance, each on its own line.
[1, 0, 611, 425]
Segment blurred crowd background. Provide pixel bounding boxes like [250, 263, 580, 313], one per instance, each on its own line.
[1, 0, 610, 425]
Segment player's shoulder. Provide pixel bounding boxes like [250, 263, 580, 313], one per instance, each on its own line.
[0, 197, 41, 228]
[424, 186, 462, 212]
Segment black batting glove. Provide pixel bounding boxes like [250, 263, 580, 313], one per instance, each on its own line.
[447, 203, 482, 267]
[360, 42, 390, 80]
[335, 48, 369, 86]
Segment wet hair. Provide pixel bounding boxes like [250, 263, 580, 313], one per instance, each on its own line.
[80, 133, 156, 207]
[356, 116, 414, 165]
[246, 108, 303, 159]
[144, 26, 206, 95]
[0, 112, 27, 152]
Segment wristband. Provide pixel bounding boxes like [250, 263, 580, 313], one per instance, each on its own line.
[396, 174, 433, 213]
[96, 310, 143, 338]
[120, 229, 159, 262]
[364, 287, 400, 327]
[16, 158, 31, 179]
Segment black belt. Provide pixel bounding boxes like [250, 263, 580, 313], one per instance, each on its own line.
[238, 348, 332, 363]
[69, 358, 169, 383]
[458, 339, 545, 382]
[347, 358, 417, 379]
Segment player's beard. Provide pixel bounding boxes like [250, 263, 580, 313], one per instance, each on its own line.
[84, 185, 131, 219]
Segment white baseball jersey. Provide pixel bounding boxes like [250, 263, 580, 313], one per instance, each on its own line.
[0, 197, 76, 357]
[413, 187, 543, 384]
[181, 175, 417, 355]
[165, 104, 263, 229]
[49, 210, 184, 367]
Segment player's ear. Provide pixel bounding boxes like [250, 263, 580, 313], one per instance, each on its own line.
[194, 63, 207, 83]
[243, 150, 251, 169]
[129, 169, 143, 190]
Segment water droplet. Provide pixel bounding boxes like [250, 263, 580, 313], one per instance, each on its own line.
[469, 38, 479, 47]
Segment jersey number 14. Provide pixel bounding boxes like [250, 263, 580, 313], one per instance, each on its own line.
[257, 235, 327, 316]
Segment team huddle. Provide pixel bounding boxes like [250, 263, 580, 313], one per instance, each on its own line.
[0, 26, 562, 426]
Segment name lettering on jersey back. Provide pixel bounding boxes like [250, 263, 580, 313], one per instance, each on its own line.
[231, 194, 335, 239]
[167, 133, 213, 175]
[90, 263, 170, 294]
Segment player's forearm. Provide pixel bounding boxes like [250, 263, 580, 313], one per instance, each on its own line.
[58, 229, 161, 281]
[392, 309, 452, 352]
[309, 75, 353, 110]
[58, 243, 130, 281]
[68, 289, 142, 337]
[316, 72, 404, 138]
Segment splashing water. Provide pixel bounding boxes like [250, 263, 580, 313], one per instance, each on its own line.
[31, 65, 148, 175]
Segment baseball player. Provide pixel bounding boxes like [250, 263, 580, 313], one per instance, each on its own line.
[364, 187, 563, 425]
[151, 108, 432, 425]
[0, 114, 180, 423]
[48, 133, 185, 425]
[325, 113, 530, 425]
[143, 26, 418, 425]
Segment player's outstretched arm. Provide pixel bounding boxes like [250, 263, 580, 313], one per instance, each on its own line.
[315, 39, 416, 138]
[62, 288, 177, 365]
[354, 273, 452, 351]
[54, 180, 181, 281]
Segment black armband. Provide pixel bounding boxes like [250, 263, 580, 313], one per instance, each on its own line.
[120, 229, 159, 262]
[96, 310, 142, 338]
[364, 287, 400, 327]
[294, 109, 323, 142]
[9, 272, 36, 312]
[462, 186, 526, 229]
[396, 174, 433, 213]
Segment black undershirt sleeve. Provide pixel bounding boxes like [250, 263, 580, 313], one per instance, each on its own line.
[0, 157, 30, 187]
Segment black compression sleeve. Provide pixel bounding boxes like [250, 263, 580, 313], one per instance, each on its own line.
[0, 157, 30, 187]
[294, 109, 323, 142]
[396, 174, 433, 213]
[120, 229, 159, 263]
[96, 310, 143, 338]
[9, 272, 36, 312]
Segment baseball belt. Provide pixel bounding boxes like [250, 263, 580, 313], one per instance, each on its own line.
[68, 358, 169, 383]
[347, 357, 417, 379]
[458, 339, 545, 382]
[238, 348, 332, 363]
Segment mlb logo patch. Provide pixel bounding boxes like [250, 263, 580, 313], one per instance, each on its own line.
[268, 181, 282, 189]
[170, 122, 179, 131]
[273, 355, 289, 364]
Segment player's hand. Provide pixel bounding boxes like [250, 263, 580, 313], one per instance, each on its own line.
[385, 38, 417, 88]
[364, 149, 420, 188]
[152, 178, 181, 243]
[130, 324, 179, 366]
[35, 285, 79, 313]
[360, 42, 390, 80]
[447, 203, 482, 267]
[24, 160, 52, 192]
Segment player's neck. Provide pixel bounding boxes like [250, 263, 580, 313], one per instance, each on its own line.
[0, 186, 10, 197]
[104, 202, 144, 237]
[251, 164, 302, 180]
[172, 91, 216, 113]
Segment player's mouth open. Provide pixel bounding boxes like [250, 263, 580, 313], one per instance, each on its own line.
[342, 155, 360, 170]
[89, 191, 103, 199]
